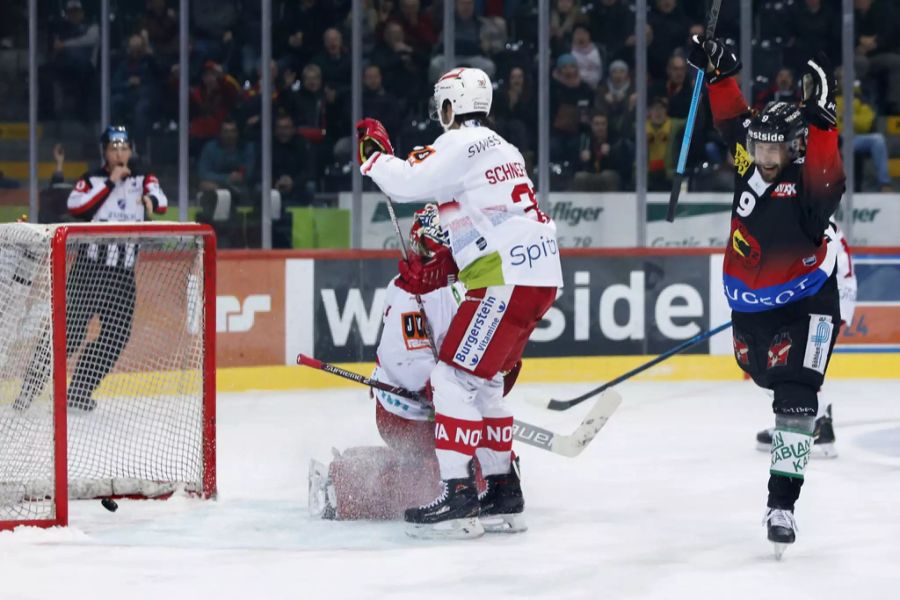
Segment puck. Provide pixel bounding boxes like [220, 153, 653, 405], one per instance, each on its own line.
[101, 498, 118, 512]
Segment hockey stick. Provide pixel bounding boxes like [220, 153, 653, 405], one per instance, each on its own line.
[383, 196, 440, 359]
[297, 353, 621, 458]
[543, 321, 732, 411]
[666, 0, 722, 222]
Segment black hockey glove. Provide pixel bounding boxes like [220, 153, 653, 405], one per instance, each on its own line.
[801, 55, 837, 129]
[687, 35, 741, 84]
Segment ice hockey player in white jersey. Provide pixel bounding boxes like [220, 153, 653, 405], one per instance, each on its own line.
[308, 205, 522, 523]
[356, 67, 562, 538]
[754, 221, 856, 458]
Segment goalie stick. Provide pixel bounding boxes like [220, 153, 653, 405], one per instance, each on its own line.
[297, 353, 621, 458]
[543, 321, 732, 411]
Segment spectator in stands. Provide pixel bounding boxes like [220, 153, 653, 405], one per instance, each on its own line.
[313, 28, 352, 96]
[753, 67, 801, 112]
[590, 0, 644, 66]
[39, 144, 74, 223]
[189, 60, 242, 146]
[785, 0, 840, 70]
[111, 34, 162, 150]
[854, 0, 900, 114]
[275, 0, 331, 70]
[571, 24, 603, 90]
[646, 97, 675, 191]
[135, 0, 179, 68]
[429, 0, 501, 81]
[650, 54, 692, 119]
[836, 69, 893, 192]
[240, 60, 279, 137]
[551, 53, 594, 165]
[197, 118, 256, 203]
[371, 20, 428, 108]
[362, 65, 403, 135]
[596, 59, 637, 142]
[574, 112, 634, 191]
[47, 0, 99, 120]
[494, 66, 537, 158]
[647, 0, 693, 82]
[272, 113, 315, 204]
[550, 0, 588, 56]
[394, 0, 438, 56]
[190, 0, 238, 68]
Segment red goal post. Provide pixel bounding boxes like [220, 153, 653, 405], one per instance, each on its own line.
[0, 222, 216, 529]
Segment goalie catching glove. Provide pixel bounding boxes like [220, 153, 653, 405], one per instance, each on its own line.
[396, 247, 458, 296]
[801, 54, 837, 130]
[355, 117, 394, 164]
[687, 35, 741, 84]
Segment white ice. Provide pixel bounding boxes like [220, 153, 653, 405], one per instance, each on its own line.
[1, 379, 899, 599]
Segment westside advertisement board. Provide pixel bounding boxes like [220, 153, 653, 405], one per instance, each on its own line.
[299, 252, 712, 363]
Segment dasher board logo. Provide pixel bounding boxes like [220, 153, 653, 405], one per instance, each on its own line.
[217, 294, 271, 333]
[803, 314, 833, 374]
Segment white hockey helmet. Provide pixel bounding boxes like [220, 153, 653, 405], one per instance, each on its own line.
[429, 67, 493, 131]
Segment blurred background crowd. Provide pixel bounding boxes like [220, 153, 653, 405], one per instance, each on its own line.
[0, 0, 898, 247]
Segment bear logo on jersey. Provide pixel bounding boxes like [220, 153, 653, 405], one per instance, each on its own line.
[767, 332, 792, 369]
[730, 219, 761, 268]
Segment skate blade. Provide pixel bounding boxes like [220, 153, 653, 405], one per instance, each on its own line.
[307, 459, 328, 518]
[405, 517, 485, 540]
[772, 542, 790, 560]
[481, 513, 527, 533]
[811, 443, 838, 459]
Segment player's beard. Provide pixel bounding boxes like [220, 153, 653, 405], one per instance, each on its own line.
[758, 163, 782, 182]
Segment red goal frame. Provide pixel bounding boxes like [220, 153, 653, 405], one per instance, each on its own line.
[0, 223, 216, 530]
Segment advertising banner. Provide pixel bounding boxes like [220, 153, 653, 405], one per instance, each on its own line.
[339, 192, 639, 249]
[302, 253, 712, 363]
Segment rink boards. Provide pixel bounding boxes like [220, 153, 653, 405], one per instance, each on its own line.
[211, 248, 900, 392]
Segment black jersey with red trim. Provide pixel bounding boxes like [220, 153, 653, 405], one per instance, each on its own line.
[67, 164, 168, 222]
[707, 78, 845, 313]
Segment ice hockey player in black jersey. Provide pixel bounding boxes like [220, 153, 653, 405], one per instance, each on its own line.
[688, 37, 845, 559]
[14, 125, 168, 412]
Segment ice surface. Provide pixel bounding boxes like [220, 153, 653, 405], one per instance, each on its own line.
[1, 379, 899, 599]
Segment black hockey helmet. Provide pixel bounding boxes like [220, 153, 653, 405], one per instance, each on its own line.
[100, 125, 131, 150]
[747, 101, 807, 161]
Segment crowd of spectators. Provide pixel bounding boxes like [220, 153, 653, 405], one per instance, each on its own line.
[33, 0, 900, 201]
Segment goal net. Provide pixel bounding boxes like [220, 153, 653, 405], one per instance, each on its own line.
[0, 222, 216, 529]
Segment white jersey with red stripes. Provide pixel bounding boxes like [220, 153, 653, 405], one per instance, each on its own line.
[373, 276, 465, 421]
[361, 123, 563, 290]
[68, 166, 168, 222]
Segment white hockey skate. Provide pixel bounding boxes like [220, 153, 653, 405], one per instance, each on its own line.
[308, 459, 336, 520]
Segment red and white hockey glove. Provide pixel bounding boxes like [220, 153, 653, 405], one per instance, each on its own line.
[396, 247, 458, 296]
[502, 360, 522, 397]
[355, 117, 394, 164]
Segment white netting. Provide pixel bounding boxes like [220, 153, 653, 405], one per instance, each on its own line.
[0, 223, 212, 525]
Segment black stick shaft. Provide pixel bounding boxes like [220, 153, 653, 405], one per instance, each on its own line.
[547, 321, 732, 411]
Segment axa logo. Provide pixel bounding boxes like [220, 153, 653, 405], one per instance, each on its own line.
[217, 294, 271, 333]
[771, 182, 798, 198]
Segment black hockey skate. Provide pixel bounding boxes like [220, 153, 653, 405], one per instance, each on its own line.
[404, 467, 483, 539]
[756, 404, 836, 458]
[478, 457, 527, 533]
[67, 382, 97, 412]
[764, 508, 797, 560]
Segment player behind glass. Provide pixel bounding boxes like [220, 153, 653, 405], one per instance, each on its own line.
[308, 205, 524, 525]
[14, 125, 168, 411]
[755, 221, 856, 458]
[356, 67, 563, 539]
[688, 38, 845, 556]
